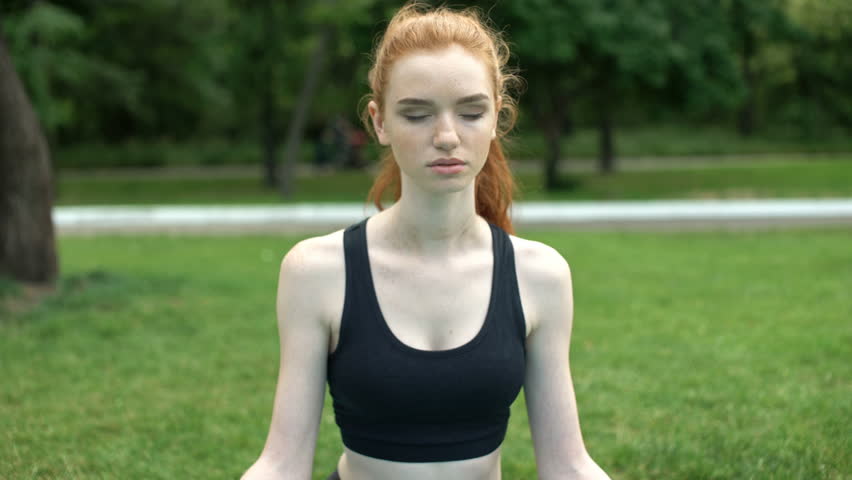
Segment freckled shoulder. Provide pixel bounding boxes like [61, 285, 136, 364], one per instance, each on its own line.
[507, 234, 572, 337]
[282, 229, 347, 330]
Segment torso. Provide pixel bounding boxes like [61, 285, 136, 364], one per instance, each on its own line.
[308, 214, 541, 480]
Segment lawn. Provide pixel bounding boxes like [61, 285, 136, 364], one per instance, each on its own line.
[1, 228, 850, 479]
[55, 157, 852, 205]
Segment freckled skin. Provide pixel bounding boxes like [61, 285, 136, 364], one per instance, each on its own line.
[369, 45, 500, 198]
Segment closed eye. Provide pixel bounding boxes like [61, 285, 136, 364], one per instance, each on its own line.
[403, 114, 429, 122]
[402, 113, 484, 122]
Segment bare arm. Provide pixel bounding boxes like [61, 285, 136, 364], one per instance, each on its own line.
[242, 239, 331, 480]
[522, 244, 611, 480]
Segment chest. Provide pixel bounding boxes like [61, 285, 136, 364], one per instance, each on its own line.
[368, 250, 494, 352]
[325, 225, 529, 428]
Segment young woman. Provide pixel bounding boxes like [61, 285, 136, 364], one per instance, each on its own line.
[242, 4, 611, 480]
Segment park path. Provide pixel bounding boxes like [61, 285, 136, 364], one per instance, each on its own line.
[55, 154, 852, 233]
[54, 199, 852, 234]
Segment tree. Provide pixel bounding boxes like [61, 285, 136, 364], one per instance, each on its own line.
[489, 1, 578, 189]
[227, 0, 295, 187]
[278, 0, 389, 196]
[659, 0, 743, 120]
[785, 0, 852, 133]
[725, 0, 794, 136]
[1, 1, 142, 144]
[279, 14, 334, 196]
[499, 0, 673, 179]
[0, 20, 58, 286]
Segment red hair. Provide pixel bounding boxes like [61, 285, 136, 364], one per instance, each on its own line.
[361, 2, 522, 234]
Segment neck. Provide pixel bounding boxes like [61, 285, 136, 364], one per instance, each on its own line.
[379, 177, 485, 258]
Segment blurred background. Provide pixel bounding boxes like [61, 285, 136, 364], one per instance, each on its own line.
[2, 0, 851, 193]
[1, 1, 850, 479]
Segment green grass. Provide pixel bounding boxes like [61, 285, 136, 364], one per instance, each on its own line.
[1, 229, 850, 479]
[517, 157, 852, 201]
[513, 124, 852, 158]
[53, 139, 384, 171]
[55, 171, 378, 205]
[0, 275, 19, 297]
[55, 157, 852, 205]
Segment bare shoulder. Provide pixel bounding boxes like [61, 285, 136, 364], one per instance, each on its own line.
[281, 229, 345, 274]
[508, 233, 571, 285]
[507, 234, 572, 334]
[278, 229, 346, 326]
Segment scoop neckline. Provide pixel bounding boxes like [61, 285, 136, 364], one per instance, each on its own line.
[360, 216, 498, 357]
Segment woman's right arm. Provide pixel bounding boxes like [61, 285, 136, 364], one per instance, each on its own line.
[242, 239, 332, 480]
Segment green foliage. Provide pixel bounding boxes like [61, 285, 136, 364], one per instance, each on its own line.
[225, 0, 304, 128]
[2, 3, 141, 138]
[789, 0, 852, 38]
[2, 0, 849, 156]
[1, 230, 850, 478]
[80, 0, 235, 139]
[499, 0, 749, 119]
[661, 0, 743, 115]
[54, 140, 267, 169]
[309, 0, 399, 125]
[783, 0, 852, 132]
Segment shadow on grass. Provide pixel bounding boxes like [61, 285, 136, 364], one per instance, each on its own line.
[0, 274, 20, 298]
[544, 174, 584, 192]
[1, 270, 186, 326]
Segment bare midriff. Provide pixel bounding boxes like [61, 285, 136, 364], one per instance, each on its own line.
[336, 445, 502, 480]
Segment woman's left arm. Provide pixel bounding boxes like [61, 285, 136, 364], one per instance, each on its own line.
[521, 245, 611, 480]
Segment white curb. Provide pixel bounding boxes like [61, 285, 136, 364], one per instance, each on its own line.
[53, 199, 852, 233]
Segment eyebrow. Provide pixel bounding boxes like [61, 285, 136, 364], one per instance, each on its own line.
[397, 93, 490, 106]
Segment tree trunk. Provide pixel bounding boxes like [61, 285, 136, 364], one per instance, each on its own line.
[792, 50, 815, 137]
[0, 28, 58, 285]
[737, 29, 755, 136]
[598, 100, 615, 174]
[563, 108, 574, 137]
[279, 24, 333, 197]
[543, 121, 561, 191]
[260, 0, 278, 188]
[261, 84, 278, 187]
[733, 0, 755, 137]
[529, 70, 570, 191]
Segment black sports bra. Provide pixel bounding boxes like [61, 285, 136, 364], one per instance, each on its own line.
[326, 217, 527, 462]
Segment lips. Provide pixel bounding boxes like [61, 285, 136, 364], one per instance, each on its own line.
[428, 158, 465, 167]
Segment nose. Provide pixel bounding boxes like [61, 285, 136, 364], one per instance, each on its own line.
[432, 113, 459, 151]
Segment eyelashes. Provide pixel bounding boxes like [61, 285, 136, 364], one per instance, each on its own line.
[402, 113, 485, 123]
[403, 115, 429, 122]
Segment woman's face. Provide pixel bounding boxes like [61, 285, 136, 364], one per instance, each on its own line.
[369, 44, 500, 194]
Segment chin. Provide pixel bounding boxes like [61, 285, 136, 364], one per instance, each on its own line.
[429, 177, 477, 194]
[402, 174, 475, 196]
